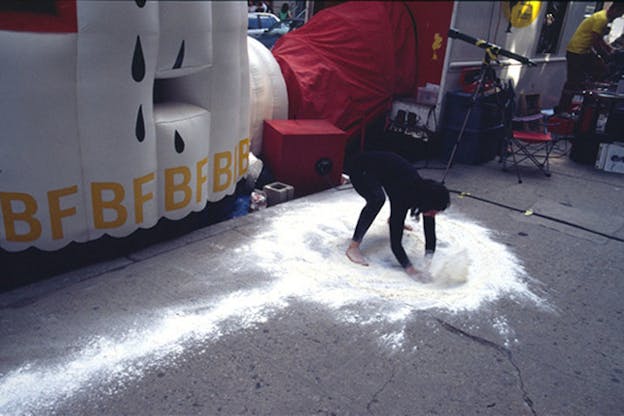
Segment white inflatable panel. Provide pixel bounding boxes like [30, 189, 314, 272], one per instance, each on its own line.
[155, 2, 250, 202]
[156, 1, 212, 79]
[0, 32, 84, 251]
[211, 1, 251, 200]
[77, 1, 160, 239]
[154, 102, 211, 219]
[247, 36, 288, 156]
[0, 1, 250, 252]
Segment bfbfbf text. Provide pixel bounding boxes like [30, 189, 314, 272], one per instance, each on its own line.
[0, 138, 249, 244]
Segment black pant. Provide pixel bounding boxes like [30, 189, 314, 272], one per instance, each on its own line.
[350, 167, 437, 254]
[350, 167, 385, 242]
[559, 51, 608, 110]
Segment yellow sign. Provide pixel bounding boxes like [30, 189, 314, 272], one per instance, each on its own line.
[502, 1, 541, 28]
[432, 33, 443, 60]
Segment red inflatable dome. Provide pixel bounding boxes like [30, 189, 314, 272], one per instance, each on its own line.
[272, 1, 452, 137]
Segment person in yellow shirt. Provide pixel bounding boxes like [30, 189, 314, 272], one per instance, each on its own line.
[558, 3, 624, 112]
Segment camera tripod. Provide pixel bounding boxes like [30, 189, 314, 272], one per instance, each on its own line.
[441, 29, 535, 184]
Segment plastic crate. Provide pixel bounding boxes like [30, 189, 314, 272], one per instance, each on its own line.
[442, 90, 504, 131]
[441, 124, 504, 165]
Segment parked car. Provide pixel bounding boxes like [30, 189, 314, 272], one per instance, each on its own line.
[250, 18, 305, 49]
[247, 12, 280, 37]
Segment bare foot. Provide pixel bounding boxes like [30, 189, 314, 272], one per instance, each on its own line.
[346, 244, 369, 266]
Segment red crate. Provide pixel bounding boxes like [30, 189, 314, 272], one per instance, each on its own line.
[262, 120, 348, 197]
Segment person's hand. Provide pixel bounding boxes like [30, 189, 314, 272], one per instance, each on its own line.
[387, 217, 413, 231]
[405, 265, 432, 283]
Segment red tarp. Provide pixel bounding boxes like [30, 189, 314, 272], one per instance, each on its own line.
[272, 1, 453, 137]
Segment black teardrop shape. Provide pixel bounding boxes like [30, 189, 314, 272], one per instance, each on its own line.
[173, 40, 185, 70]
[174, 130, 185, 153]
[132, 36, 145, 82]
[135, 105, 145, 142]
[135, 0, 147, 7]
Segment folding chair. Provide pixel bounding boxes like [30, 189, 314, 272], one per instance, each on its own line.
[500, 94, 555, 183]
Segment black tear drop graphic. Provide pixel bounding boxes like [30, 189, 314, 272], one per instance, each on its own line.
[174, 130, 185, 153]
[173, 40, 185, 70]
[135, 0, 147, 7]
[135, 105, 145, 142]
[132, 36, 145, 82]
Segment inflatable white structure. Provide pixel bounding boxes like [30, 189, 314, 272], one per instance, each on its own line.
[0, 1, 250, 252]
[247, 36, 288, 156]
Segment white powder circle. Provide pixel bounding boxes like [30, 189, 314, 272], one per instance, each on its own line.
[245, 196, 543, 314]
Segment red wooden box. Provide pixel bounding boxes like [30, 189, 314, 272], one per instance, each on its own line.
[262, 120, 348, 197]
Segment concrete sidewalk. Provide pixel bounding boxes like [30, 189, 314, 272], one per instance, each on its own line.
[1, 154, 623, 415]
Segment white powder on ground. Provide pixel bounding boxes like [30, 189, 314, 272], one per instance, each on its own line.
[246, 196, 544, 315]
[0, 193, 547, 415]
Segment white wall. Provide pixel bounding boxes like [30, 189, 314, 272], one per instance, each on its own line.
[442, 1, 598, 110]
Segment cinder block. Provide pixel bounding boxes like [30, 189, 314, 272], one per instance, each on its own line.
[263, 182, 295, 206]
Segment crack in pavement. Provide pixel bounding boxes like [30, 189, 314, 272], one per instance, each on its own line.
[436, 318, 537, 416]
[366, 364, 398, 415]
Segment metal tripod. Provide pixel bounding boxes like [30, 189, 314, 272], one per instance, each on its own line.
[440, 28, 536, 184]
[441, 49, 503, 184]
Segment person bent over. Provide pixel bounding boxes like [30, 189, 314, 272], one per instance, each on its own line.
[345, 151, 450, 281]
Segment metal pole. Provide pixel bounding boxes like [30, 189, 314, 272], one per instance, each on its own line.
[441, 52, 492, 184]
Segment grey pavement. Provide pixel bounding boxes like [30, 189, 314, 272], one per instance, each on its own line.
[1, 150, 623, 416]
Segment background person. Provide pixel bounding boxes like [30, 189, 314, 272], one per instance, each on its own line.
[558, 3, 624, 112]
[345, 151, 451, 281]
[279, 3, 292, 20]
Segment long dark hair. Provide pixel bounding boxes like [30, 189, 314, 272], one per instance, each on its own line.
[417, 179, 450, 212]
